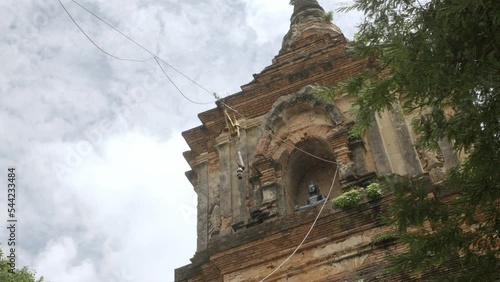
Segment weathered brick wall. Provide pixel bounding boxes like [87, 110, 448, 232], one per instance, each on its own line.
[175, 187, 466, 282]
[175, 194, 396, 281]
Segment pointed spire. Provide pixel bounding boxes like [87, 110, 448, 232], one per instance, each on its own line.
[291, 0, 324, 18]
[280, 0, 342, 54]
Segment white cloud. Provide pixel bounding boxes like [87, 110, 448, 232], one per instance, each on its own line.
[12, 132, 197, 281]
[33, 237, 99, 282]
[246, 0, 291, 44]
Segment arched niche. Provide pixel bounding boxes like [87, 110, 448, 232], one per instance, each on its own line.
[284, 137, 340, 214]
[250, 86, 350, 217]
[254, 86, 345, 161]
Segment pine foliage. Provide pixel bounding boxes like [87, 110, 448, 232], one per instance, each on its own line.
[321, 0, 500, 279]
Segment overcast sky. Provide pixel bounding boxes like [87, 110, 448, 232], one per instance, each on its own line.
[0, 1, 362, 281]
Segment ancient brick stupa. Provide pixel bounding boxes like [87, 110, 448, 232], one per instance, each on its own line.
[176, 0, 458, 281]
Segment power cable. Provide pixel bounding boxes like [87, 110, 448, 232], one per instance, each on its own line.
[70, 0, 151, 55]
[259, 166, 340, 282]
[154, 57, 214, 105]
[62, 0, 355, 166]
[221, 102, 246, 119]
[278, 135, 342, 165]
[69, 0, 217, 99]
[57, 0, 153, 62]
[59, 0, 218, 105]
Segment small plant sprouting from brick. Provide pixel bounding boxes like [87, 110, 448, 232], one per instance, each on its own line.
[323, 11, 334, 22]
[344, 276, 365, 282]
[371, 231, 399, 244]
[365, 182, 382, 200]
[332, 188, 363, 210]
[337, 218, 347, 229]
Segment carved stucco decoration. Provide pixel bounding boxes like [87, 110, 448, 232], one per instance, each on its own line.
[418, 149, 446, 183]
[251, 86, 358, 216]
[208, 204, 221, 238]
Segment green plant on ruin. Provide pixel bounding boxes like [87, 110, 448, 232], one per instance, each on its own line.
[371, 230, 399, 244]
[344, 276, 365, 282]
[323, 11, 334, 22]
[332, 188, 363, 210]
[365, 182, 382, 200]
[337, 218, 348, 229]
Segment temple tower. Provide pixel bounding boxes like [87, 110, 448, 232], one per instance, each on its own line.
[176, 1, 458, 281]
